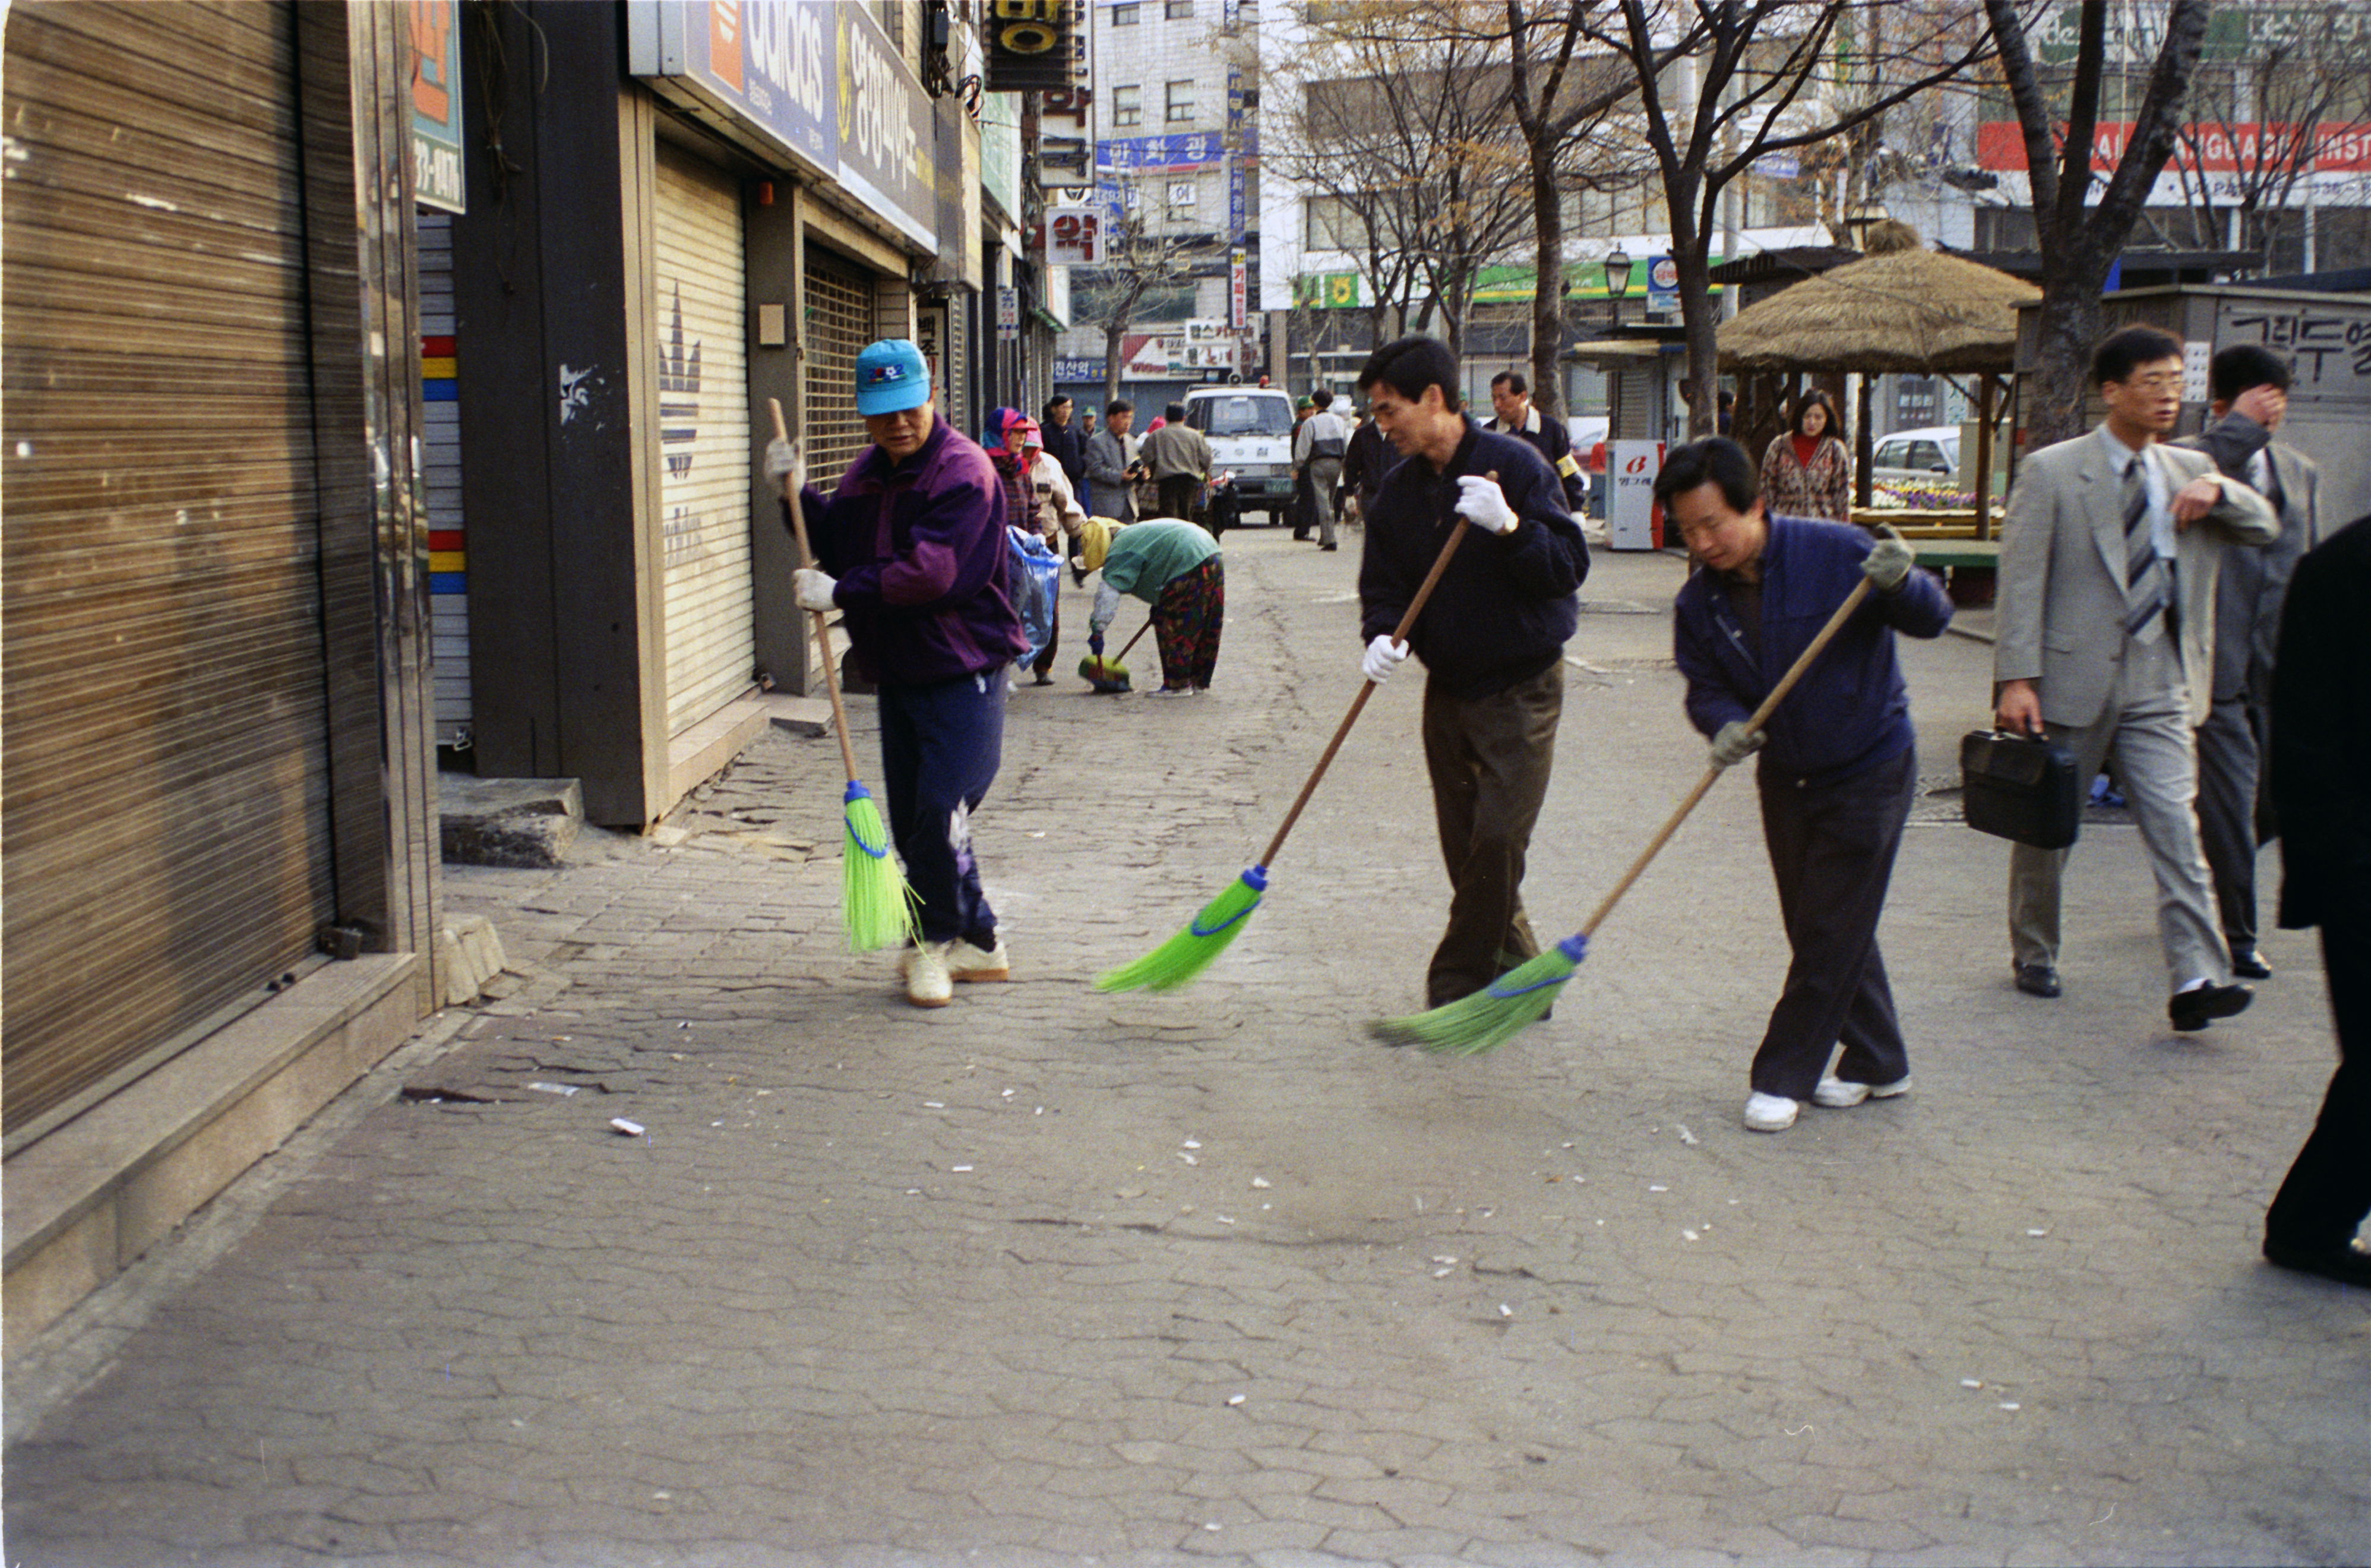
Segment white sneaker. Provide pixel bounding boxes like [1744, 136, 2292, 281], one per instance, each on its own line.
[1813, 1074, 1911, 1108]
[902, 941, 953, 1008]
[946, 935, 1010, 983]
[1744, 1092, 1800, 1133]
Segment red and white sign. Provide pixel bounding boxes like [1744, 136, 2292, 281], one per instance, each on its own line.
[1607, 441, 1665, 552]
[1977, 119, 2371, 175]
[1047, 206, 1100, 265]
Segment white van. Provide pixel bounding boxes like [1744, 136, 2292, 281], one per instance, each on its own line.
[1182, 387, 1298, 525]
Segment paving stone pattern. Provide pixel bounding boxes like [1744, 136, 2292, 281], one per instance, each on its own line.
[9, 539, 2369, 1567]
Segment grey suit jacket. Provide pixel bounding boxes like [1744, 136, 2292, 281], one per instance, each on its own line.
[1994, 429, 2280, 730]
[2176, 412, 2320, 707]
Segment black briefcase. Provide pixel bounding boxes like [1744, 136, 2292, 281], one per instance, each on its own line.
[1961, 731, 2081, 850]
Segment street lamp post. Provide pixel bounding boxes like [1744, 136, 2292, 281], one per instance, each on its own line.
[1602, 246, 1633, 299]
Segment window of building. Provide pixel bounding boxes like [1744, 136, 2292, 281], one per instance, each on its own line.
[1111, 1, 1140, 24]
[1304, 194, 1370, 253]
[1165, 79, 1196, 123]
[1165, 0, 1194, 17]
[1112, 84, 1142, 127]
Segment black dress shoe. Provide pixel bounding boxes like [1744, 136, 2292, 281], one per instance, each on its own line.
[2231, 949, 2272, 980]
[2263, 1235, 2371, 1288]
[2170, 981, 2253, 1031]
[2013, 962, 2061, 998]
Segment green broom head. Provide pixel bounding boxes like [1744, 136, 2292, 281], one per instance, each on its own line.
[1369, 932, 1588, 1056]
[1093, 865, 1268, 992]
[1077, 652, 1131, 693]
[839, 780, 916, 953]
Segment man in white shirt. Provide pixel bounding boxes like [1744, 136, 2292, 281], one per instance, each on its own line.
[1292, 388, 1350, 551]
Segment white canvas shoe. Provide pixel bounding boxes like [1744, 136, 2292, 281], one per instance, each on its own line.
[1814, 1074, 1911, 1109]
[946, 936, 1010, 983]
[902, 941, 954, 1008]
[1744, 1092, 1800, 1133]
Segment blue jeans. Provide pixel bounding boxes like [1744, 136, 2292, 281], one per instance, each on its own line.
[877, 669, 1007, 946]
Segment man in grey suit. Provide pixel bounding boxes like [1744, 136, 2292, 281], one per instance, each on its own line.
[1994, 325, 2280, 1032]
[2180, 345, 2321, 982]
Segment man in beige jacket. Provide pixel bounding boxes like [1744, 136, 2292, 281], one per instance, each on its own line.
[1993, 325, 2278, 1031]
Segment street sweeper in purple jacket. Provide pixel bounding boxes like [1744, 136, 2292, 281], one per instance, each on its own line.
[770, 339, 1027, 1009]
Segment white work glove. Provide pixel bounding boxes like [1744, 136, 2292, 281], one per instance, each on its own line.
[764, 437, 804, 490]
[1453, 474, 1519, 535]
[1860, 524, 1915, 592]
[793, 567, 837, 612]
[1362, 633, 1409, 685]
[1709, 720, 1766, 770]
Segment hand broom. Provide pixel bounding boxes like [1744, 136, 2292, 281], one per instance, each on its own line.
[1079, 616, 1155, 694]
[1096, 485, 1492, 993]
[1372, 576, 1877, 1054]
[768, 398, 917, 953]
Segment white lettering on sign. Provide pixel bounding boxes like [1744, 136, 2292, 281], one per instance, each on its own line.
[844, 14, 918, 175]
[742, 1, 828, 127]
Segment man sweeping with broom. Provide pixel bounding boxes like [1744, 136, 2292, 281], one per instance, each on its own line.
[1357, 334, 1591, 1009]
[769, 339, 1028, 1009]
[1664, 438, 1950, 1132]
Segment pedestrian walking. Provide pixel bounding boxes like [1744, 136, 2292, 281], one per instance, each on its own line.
[1087, 519, 1225, 697]
[1341, 403, 1391, 524]
[1484, 371, 1588, 516]
[1294, 388, 1349, 551]
[1993, 324, 2277, 1029]
[2260, 507, 2371, 1287]
[1757, 390, 1853, 522]
[1041, 394, 1089, 515]
[2177, 344, 2322, 983]
[779, 339, 1026, 1008]
[1085, 399, 1143, 526]
[1140, 403, 1213, 527]
[987, 409, 1087, 686]
[1663, 439, 1953, 1133]
[1355, 334, 1591, 1007]
[1289, 396, 1317, 540]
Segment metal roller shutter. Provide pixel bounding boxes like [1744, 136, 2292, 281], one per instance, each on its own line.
[2, 0, 336, 1131]
[653, 145, 754, 737]
[802, 243, 878, 494]
[418, 210, 469, 749]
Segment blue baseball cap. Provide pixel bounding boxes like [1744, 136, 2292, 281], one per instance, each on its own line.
[854, 338, 931, 416]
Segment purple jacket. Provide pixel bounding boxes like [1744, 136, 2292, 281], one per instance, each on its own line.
[791, 418, 1026, 687]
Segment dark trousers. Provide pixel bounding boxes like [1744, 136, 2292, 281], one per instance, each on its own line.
[2266, 917, 2371, 1250]
[877, 669, 1006, 947]
[1151, 558, 1224, 691]
[1751, 746, 1916, 1101]
[2195, 696, 2265, 952]
[1156, 475, 1200, 524]
[1420, 663, 1563, 1006]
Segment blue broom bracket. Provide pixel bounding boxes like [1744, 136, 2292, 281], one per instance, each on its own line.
[1557, 933, 1589, 963]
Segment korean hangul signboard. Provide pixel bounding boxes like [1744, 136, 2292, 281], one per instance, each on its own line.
[407, 0, 465, 212]
[982, 0, 1073, 93]
[1047, 206, 1101, 265]
[997, 286, 1020, 341]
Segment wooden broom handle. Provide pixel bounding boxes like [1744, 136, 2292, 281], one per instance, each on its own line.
[1256, 478, 1490, 868]
[768, 399, 864, 783]
[1576, 576, 1875, 937]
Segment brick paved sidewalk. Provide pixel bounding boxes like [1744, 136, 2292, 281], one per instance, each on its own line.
[8, 537, 2367, 1567]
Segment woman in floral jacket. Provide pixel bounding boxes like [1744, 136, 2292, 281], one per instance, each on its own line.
[1759, 390, 1853, 521]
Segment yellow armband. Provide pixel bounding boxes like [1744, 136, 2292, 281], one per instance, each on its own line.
[1555, 453, 1582, 478]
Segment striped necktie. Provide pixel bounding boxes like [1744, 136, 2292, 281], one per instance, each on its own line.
[2122, 451, 2170, 644]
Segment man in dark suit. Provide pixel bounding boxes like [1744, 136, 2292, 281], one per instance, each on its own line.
[2180, 345, 2321, 982]
[1993, 325, 2278, 1030]
[2262, 510, 2371, 1286]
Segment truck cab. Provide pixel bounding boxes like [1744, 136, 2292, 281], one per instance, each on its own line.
[1183, 387, 1297, 525]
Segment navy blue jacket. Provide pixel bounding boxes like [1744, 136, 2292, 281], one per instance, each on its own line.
[1674, 514, 1952, 787]
[1358, 418, 1590, 698]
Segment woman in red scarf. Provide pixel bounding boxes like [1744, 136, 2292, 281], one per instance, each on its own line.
[1759, 390, 1853, 521]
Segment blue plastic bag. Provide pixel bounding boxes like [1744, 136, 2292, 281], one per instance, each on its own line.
[1007, 526, 1060, 669]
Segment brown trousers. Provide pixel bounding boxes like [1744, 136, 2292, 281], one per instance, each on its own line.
[1420, 662, 1565, 1006]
